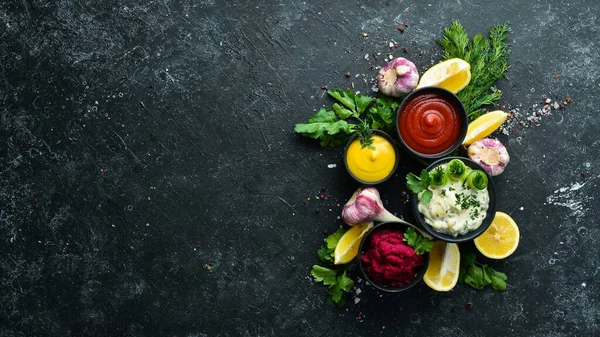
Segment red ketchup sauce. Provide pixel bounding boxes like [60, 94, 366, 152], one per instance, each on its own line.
[398, 92, 461, 154]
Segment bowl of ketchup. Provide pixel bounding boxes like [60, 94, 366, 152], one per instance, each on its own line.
[396, 86, 467, 160]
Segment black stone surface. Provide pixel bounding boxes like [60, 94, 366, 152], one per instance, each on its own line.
[1, 0, 599, 336]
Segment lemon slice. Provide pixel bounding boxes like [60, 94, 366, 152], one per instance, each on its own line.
[423, 241, 460, 292]
[416, 58, 471, 93]
[474, 212, 520, 259]
[462, 110, 509, 145]
[334, 223, 373, 265]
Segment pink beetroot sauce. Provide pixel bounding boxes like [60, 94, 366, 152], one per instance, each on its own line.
[361, 228, 424, 287]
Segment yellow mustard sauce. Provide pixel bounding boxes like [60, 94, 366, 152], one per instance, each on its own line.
[346, 135, 396, 182]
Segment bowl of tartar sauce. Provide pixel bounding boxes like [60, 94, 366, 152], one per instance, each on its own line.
[411, 156, 497, 243]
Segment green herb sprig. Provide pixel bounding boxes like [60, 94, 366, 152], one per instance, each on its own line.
[403, 227, 434, 254]
[406, 169, 433, 204]
[295, 89, 400, 148]
[311, 227, 355, 307]
[439, 20, 510, 121]
[459, 246, 507, 291]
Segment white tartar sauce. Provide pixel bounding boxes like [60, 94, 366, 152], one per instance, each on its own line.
[417, 164, 489, 237]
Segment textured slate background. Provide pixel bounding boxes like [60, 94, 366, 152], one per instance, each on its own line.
[1, 0, 598, 336]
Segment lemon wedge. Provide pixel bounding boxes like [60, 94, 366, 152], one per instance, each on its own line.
[474, 212, 520, 259]
[334, 223, 373, 265]
[462, 110, 509, 145]
[416, 58, 471, 93]
[423, 241, 460, 292]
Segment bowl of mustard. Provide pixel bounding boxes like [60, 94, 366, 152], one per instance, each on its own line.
[344, 130, 399, 185]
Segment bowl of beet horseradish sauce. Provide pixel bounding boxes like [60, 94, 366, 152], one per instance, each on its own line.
[358, 222, 430, 292]
[396, 86, 468, 160]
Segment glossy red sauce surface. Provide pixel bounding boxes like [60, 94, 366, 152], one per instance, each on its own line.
[398, 93, 461, 154]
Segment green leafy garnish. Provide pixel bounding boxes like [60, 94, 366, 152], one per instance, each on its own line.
[459, 246, 507, 291]
[316, 227, 345, 264]
[366, 96, 400, 134]
[356, 120, 375, 149]
[312, 228, 355, 307]
[439, 20, 510, 121]
[296, 88, 398, 147]
[403, 227, 434, 255]
[294, 108, 357, 147]
[406, 170, 433, 204]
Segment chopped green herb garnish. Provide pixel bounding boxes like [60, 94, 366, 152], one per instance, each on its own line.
[403, 227, 434, 255]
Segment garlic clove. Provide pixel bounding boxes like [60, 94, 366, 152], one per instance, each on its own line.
[377, 57, 419, 97]
[342, 187, 383, 226]
[342, 186, 433, 239]
[468, 138, 510, 176]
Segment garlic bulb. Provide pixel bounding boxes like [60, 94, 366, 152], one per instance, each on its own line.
[468, 138, 510, 176]
[342, 186, 432, 239]
[377, 57, 419, 97]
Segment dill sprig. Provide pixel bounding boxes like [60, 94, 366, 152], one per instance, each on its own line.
[356, 120, 375, 150]
[439, 20, 510, 121]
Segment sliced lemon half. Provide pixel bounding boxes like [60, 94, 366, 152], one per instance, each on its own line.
[416, 58, 471, 93]
[423, 241, 460, 292]
[474, 212, 520, 259]
[333, 223, 373, 265]
[462, 110, 509, 145]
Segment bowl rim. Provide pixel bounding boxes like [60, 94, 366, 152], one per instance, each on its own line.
[410, 156, 497, 243]
[343, 129, 399, 185]
[357, 221, 430, 292]
[395, 86, 468, 160]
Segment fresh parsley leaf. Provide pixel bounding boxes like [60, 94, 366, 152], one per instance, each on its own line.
[294, 109, 357, 148]
[465, 265, 485, 290]
[403, 227, 434, 255]
[327, 285, 346, 307]
[312, 266, 354, 307]
[317, 245, 333, 264]
[406, 170, 433, 204]
[316, 227, 346, 264]
[406, 170, 428, 193]
[332, 103, 353, 119]
[488, 267, 507, 291]
[311, 265, 337, 286]
[438, 20, 510, 121]
[421, 190, 433, 204]
[367, 96, 400, 132]
[458, 246, 477, 284]
[326, 227, 345, 250]
[354, 94, 373, 114]
[458, 245, 508, 291]
[337, 271, 354, 292]
[327, 89, 357, 112]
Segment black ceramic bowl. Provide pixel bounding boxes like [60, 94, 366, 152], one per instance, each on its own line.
[411, 156, 497, 243]
[358, 222, 430, 292]
[396, 86, 468, 160]
[343, 129, 399, 185]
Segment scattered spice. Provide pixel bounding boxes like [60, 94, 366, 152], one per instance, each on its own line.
[100, 168, 105, 173]
[321, 185, 327, 192]
[465, 301, 473, 311]
[320, 85, 328, 90]
[345, 72, 351, 78]
[403, 47, 409, 53]
[399, 305, 404, 311]
[566, 97, 572, 103]
[555, 74, 560, 79]
[397, 25, 404, 32]
[316, 208, 321, 213]
[320, 194, 325, 200]
[362, 32, 368, 37]
[404, 21, 409, 27]
[323, 229, 329, 235]
[203, 264, 213, 272]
